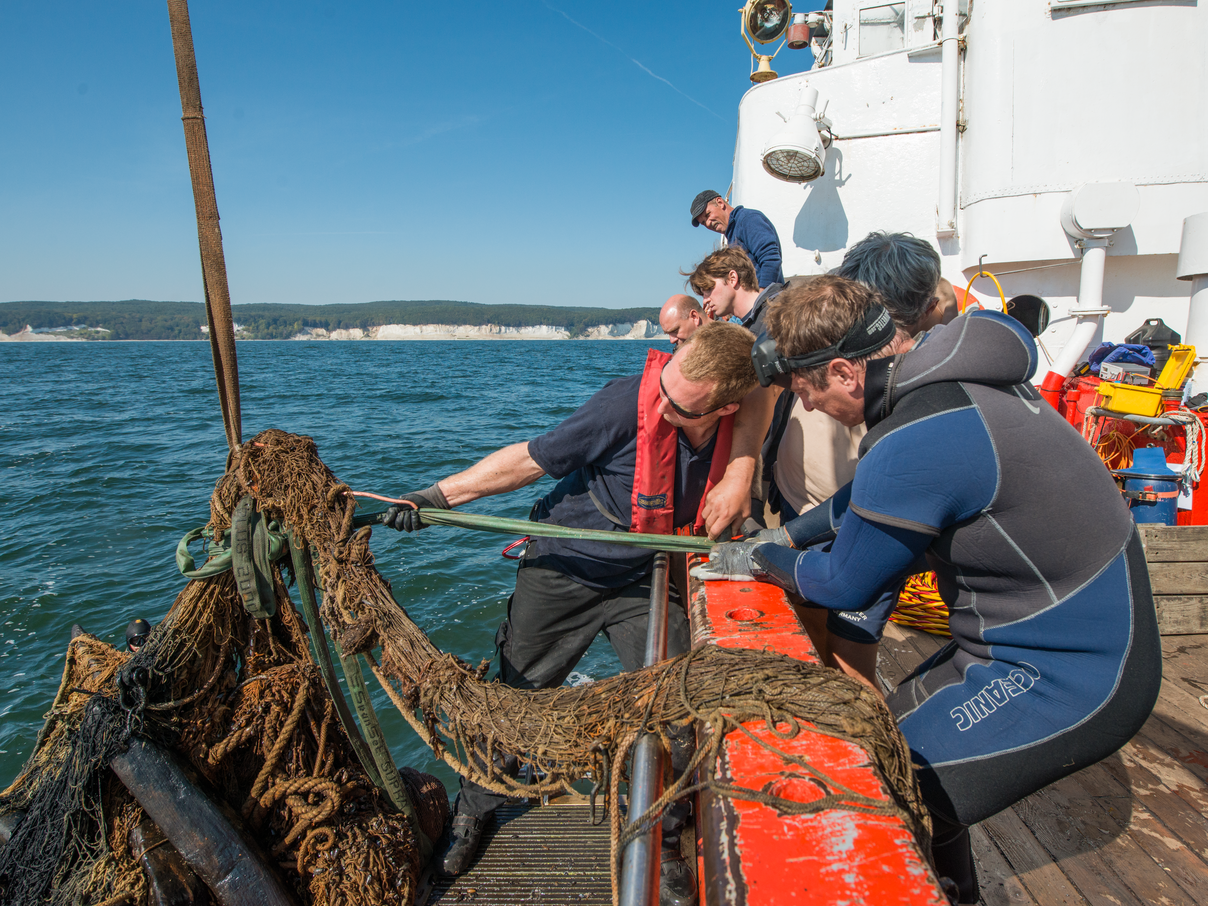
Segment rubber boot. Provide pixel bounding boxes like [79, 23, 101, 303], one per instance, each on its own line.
[930, 812, 978, 905]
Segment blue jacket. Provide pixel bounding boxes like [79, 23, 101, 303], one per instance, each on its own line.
[725, 206, 784, 288]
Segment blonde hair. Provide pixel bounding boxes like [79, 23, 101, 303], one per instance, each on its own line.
[678, 320, 758, 409]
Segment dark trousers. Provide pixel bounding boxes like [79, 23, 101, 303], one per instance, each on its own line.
[456, 563, 693, 839]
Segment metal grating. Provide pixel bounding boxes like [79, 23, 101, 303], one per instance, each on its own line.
[426, 802, 613, 906]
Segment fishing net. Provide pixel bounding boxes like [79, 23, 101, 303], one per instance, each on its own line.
[0, 527, 442, 906]
[0, 429, 930, 906]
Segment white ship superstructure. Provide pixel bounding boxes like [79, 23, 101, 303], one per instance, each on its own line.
[732, 0, 1208, 380]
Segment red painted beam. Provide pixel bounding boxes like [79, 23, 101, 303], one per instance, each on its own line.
[688, 577, 947, 906]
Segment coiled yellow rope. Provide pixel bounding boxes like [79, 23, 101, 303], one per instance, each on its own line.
[891, 572, 951, 637]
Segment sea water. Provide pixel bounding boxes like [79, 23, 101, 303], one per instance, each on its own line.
[0, 339, 654, 793]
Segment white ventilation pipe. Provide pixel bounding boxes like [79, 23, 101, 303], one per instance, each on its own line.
[1039, 240, 1111, 405]
[935, 0, 961, 237]
[1039, 183, 1139, 406]
[1178, 212, 1208, 396]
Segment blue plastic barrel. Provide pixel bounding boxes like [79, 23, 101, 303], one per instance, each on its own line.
[1113, 447, 1181, 526]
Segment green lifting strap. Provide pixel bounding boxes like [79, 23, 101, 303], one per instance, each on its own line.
[352, 508, 717, 553]
[231, 496, 278, 619]
[176, 527, 233, 579]
[287, 532, 384, 792]
[290, 533, 430, 858]
[176, 517, 289, 582]
[333, 638, 433, 863]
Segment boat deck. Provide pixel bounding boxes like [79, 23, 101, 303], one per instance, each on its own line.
[878, 624, 1208, 906]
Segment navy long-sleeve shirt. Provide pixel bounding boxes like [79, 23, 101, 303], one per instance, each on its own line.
[725, 206, 784, 288]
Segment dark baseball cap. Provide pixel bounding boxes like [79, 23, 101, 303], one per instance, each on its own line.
[690, 190, 722, 227]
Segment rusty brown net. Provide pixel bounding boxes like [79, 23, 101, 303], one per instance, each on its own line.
[0, 429, 929, 906]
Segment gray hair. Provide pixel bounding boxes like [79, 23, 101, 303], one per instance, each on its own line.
[835, 232, 941, 331]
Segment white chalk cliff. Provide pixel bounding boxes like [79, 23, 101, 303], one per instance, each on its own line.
[290, 320, 665, 341]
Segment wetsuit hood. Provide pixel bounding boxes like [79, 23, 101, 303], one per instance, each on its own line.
[864, 310, 1038, 429]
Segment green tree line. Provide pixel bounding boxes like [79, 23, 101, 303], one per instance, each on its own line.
[0, 300, 662, 341]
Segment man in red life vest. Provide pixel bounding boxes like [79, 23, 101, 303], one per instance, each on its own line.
[385, 321, 758, 903]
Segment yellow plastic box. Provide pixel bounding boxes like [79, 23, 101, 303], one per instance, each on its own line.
[1095, 343, 1196, 417]
[1155, 344, 1196, 389]
[1096, 381, 1163, 417]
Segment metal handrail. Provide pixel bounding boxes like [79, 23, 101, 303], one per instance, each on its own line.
[618, 551, 670, 906]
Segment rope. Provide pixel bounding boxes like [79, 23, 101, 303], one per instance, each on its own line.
[166, 0, 241, 451]
[1171, 408, 1205, 486]
[891, 573, 952, 637]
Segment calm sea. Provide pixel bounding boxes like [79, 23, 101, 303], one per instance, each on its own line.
[0, 339, 656, 793]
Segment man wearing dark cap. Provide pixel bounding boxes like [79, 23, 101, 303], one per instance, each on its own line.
[689, 190, 784, 289]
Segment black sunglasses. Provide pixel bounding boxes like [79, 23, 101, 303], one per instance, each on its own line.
[659, 371, 727, 420]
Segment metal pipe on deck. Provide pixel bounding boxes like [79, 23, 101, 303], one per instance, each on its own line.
[618, 552, 670, 906]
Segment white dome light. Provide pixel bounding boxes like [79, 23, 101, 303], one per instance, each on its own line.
[761, 87, 829, 184]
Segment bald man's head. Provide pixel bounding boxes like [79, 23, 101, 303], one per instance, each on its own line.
[659, 294, 707, 349]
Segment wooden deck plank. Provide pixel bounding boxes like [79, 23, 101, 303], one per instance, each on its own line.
[879, 623, 947, 693]
[1013, 788, 1145, 906]
[1035, 769, 1196, 905]
[970, 825, 1039, 906]
[1131, 721, 1208, 823]
[1153, 596, 1208, 635]
[1063, 764, 1208, 903]
[878, 625, 923, 692]
[1097, 733, 1208, 860]
[1147, 562, 1208, 595]
[980, 807, 1088, 905]
[1139, 525, 1208, 560]
[1155, 635, 1208, 722]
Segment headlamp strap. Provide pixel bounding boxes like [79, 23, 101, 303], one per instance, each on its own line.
[783, 303, 896, 370]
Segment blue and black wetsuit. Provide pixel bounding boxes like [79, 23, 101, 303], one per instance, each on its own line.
[755, 311, 1162, 895]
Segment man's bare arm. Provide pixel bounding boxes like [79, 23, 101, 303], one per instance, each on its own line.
[699, 384, 780, 538]
[436, 442, 547, 507]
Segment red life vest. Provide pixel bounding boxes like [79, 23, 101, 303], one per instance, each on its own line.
[631, 348, 734, 535]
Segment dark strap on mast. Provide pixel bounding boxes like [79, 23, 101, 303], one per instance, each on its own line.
[166, 0, 242, 451]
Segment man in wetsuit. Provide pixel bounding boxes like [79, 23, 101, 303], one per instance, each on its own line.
[385, 321, 758, 906]
[698, 275, 1162, 903]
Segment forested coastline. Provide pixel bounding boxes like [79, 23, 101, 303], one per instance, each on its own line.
[0, 299, 661, 341]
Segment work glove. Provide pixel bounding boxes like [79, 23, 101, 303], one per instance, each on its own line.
[382, 483, 450, 532]
[690, 541, 762, 581]
[744, 525, 792, 546]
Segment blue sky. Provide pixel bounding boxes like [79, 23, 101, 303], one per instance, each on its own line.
[1, 1, 813, 309]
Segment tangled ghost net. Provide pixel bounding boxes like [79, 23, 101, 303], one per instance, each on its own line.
[0, 429, 928, 906]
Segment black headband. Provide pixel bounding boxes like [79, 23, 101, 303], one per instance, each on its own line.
[752, 303, 897, 387]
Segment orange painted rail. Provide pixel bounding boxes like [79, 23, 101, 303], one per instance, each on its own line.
[688, 577, 947, 906]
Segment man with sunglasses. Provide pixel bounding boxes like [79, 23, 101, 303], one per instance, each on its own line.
[384, 321, 757, 904]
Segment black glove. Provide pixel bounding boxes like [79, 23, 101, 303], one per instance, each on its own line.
[690, 541, 762, 581]
[383, 484, 450, 532]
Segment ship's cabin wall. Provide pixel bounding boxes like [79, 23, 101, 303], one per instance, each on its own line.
[734, 0, 1207, 360]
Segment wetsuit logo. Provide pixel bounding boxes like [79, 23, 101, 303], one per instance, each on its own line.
[950, 663, 1040, 731]
[636, 493, 668, 510]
